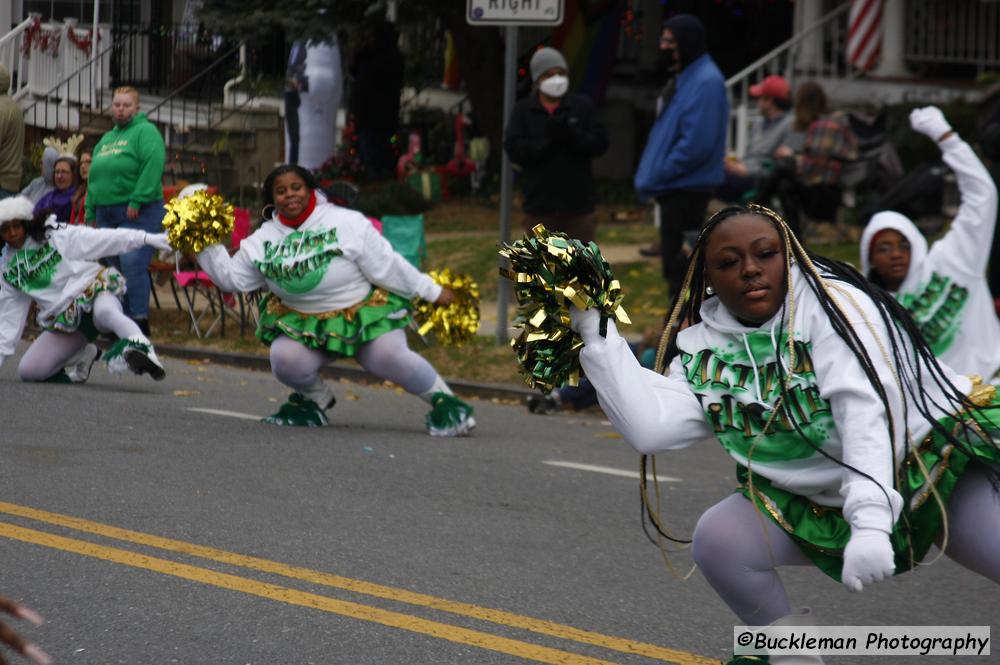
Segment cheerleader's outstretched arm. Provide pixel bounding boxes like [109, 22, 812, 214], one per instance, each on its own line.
[196, 244, 267, 294]
[573, 308, 712, 454]
[48, 224, 170, 262]
[349, 214, 441, 302]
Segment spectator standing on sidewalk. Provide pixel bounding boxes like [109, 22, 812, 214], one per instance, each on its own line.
[85, 86, 167, 335]
[504, 47, 609, 244]
[634, 14, 728, 300]
[0, 65, 24, 201]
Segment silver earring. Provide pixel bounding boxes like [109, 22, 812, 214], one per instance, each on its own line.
[705, 285, 715, 295]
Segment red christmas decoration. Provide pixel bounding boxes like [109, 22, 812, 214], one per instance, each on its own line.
[67, 26, 100, 56]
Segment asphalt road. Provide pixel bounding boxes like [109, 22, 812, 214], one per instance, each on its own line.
[0, 347, 995, 665]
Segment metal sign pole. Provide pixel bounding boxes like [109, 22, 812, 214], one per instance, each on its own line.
[495, 24, 517, 345]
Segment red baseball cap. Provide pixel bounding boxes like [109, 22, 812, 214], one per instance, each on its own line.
[749, 75, 790, 102]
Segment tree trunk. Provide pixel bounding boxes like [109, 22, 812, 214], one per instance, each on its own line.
[436, 6, 507, 177]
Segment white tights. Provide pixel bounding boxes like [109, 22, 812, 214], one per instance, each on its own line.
[693, 464, 1000, 626]
[18, 293, 143, 382]
[269, 329, 440, 397]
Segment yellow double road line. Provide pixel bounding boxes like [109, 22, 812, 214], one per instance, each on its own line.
[0, 501, 717, 665]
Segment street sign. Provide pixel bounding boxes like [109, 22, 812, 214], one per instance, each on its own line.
[467, 0, 564, 26]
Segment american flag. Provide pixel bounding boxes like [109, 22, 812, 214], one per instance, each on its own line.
[847, 0, 883, 72]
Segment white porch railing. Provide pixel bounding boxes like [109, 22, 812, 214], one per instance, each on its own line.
[905, 0, 1000, 71]
[0, 16, 36, 99]
[24, 18, 112, 107]
[724, 3, 851, 158]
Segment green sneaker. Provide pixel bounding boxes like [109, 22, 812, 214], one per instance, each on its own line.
[425, 392, 476, 437]
[43, 369, 73, 384]
[105, 337, 165, 381]
[262, 393, 330, 427]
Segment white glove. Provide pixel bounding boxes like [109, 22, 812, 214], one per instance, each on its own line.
[909, 106, 952, 142]
[841, 528, 894, 592]
[144, 232, 174, 254]
[568, 306, 607, 345]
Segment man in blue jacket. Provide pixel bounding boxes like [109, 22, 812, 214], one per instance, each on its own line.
[634, 14, 728, 298]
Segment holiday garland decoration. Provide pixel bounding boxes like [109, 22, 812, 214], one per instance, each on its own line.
[67, 26, 100, 56]
[412, 268, 480, 346]
[161, 190, 235, 253]
[21, 17, 61, 57]
[499, 225, 630, 392]
[20, 18, 101, 57]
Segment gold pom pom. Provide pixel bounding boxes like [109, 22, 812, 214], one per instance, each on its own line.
[499, 225, 630, 392]
[412, 269, 480, 346]
[161, 190, 235, 254]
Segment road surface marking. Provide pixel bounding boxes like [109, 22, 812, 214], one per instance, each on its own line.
[543, 461, 681, 482]
[186, 407, 261, 421]
[0, 521, 617, 665]
[0, 501, 715, 664]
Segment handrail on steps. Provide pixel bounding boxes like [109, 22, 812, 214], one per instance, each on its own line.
[145, 42, 241, 119]
[0, 17, 40, 99]
[20, 40, 116, 120]
[725, 3, 850, 89]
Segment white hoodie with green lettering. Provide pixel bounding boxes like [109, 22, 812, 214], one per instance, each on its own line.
[0, 222, 151, 363]
[859, 134, 1000, 379]
[195, 193, 441, 311]
[578, 265, 973, 535]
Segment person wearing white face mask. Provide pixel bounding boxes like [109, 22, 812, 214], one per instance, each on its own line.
[504, 47, 608, 244]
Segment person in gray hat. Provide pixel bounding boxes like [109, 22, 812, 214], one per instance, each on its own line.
[504, 46, 608, 244]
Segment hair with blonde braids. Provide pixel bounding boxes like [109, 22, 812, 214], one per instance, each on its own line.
[641, 203, 999, 560]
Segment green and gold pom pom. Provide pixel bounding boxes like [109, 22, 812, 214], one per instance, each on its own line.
[499, 225, 630, 392]
[412, 268, 480, 346]
[161, 190, 235, 253]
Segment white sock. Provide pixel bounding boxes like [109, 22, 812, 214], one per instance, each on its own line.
[300, 378, 335, 410]
[64, 343, 94, 367]
[419, 375, 453, 403]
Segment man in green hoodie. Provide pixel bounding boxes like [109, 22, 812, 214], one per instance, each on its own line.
[0, 65, 25, 200]
[85, 86, 166, 334]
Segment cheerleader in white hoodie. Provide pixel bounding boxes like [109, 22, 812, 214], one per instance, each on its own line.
[860, 106, 1000, 379]
[194, 165, 475, 434]
[572, 204, 1000, 665]
[0, 196, 171, 383]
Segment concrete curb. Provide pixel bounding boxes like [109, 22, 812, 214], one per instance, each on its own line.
[156, 344, 537, 403]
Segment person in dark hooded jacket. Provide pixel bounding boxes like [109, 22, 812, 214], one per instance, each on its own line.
[633, 14, 728, 300]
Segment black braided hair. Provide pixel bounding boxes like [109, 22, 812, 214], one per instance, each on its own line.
[641, 203, 999, 553]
